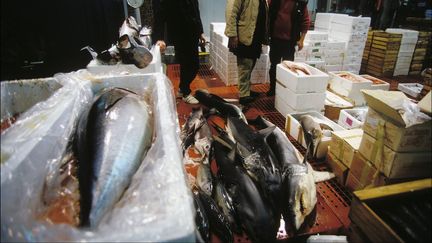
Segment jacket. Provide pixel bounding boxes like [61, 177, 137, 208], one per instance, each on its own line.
[225, 0, 269, 46]
[152, 0, 204, 44]
[269, 0, 309, 41]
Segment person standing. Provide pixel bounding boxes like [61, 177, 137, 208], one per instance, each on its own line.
[225, 0, 269, 105]
[152, 0, 206, 104]
[267, 0, 310, 96]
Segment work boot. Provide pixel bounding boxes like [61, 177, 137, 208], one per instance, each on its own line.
[239, 96, 256, 105]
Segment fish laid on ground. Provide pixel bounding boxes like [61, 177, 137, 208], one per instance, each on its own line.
[192, 190, 210, 243]
[197, 163, 214, 197]
[195, 89, 247, 124]
[213, 178, 241, 233]
[214, 140, 278, 242]
[226, 117, 282, 208]
[252, 116, 334, 233]
[195, 188, 233, 243]
[76, 87, 153, 227]
[282, 61, 311, 76]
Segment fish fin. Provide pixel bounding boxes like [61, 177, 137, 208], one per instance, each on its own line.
[228, 144, 237, 162]
[312, 170, 335, 183]
[213, 136, 233, 150]
[257, 126, 276, 139]
[318, 123, 333, 131]
[80, 46, 98, 59]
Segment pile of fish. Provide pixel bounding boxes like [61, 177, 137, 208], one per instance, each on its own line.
[82, 16, 153, 68]
[39, 87, 154, 228]
[182, 90, 334, 242]
[282, 61, 311, 76]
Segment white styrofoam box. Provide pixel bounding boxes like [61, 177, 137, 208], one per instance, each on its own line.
[338, 107, 368, 129]
[342, 64, 361, 74]
[343, 56, 362, 65]
[87, 45, 163, 75]
[309, 53, 325, 61]
[210, 22, 226, 32]
[359, 75, 390, 91]
[304, 46, 325, 55]
[276, 62, 329, 93]
[393, 69, 410, 76]
[305, 31, 329, 41]
[325, 90, 354, 108]
[325, 64, 343, 72]
[401, 36, 419, 44]
[286, 111, 345, 159]
[262, 45, 270, 54]
[397, 83, 424, 98]
[395, 55, 414, 62]
[295, 50, 308, 59]
[345, 41, 366, 51]
[326, 57, 344, 65]
[329, 71, 372, 105]
[329, 30, 367, 43]
[276, 81, 325, 111]
[314, 27, 329, 32]
[315, 13, 348, 29]
[385, 28, 419, 38]
[398, 44, 416, 52]
[305, 60, 326, 70]
[294, 56, 307, 62]
[275, 95, 295, 117]
[331, 15, 371, 27]
[329, 22, 369, 35]
[326, 41, 346, 51]
[344, 48, 365, 57]
[306, 40, 328, 48]
[324, 50, 344, 58]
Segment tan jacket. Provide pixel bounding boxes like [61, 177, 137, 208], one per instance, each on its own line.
[225, 0, 269, 46]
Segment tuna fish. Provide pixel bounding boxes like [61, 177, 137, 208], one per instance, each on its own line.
[192, 190, 210, 242]
[197, 163, 214, 197]
[252, 116, 334, 232]
[76, 87, 153, 227]
[214, 140, 278, 242]
[195, 89, 247, 123]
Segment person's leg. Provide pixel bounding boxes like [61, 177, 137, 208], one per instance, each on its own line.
[268, 38, 283, 95]
[176, 38, 199, 96]
[237, 56, 255, 102]
[281, 39, 296, 61]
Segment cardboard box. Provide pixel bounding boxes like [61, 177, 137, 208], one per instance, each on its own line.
[342, 136, 363, 168]
[276, 63, 329, 94]
[359, 132, 432, 179]
[345, 172, 365, 191]
[327, 152, 349, 185]
[329, 71, 372, 106]
[350, 152, 384, 188]
[418, 91, 431, 115]
[324, 90, 354, 121]
[359, 75, 390, 91]
[329, 129, 363, 160]
[338, 107, 368, 129]
[285, 111, 345, 159]
[362, 91, 432, 152]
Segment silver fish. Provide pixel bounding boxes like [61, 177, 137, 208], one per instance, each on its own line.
[77, 87, 153, 227]
[197, 163, 213, 197]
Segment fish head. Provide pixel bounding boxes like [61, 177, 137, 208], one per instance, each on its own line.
[283, 163, 317, 231]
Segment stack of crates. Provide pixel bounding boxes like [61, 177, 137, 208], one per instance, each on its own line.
[409, 31, 431, 75]
[361, 29, 374, 73]
[366, 31, 402, 77]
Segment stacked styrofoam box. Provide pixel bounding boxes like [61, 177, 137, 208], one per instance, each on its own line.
[209, 22, 269, 86]
[294, 31, 328, 71]
[275, 62, 329, 116]
[328, 15, 371, 74]
[386, 28, 419, 76]
[324, 40, 345, 72]
[328, 71, 373, 106]
[314, 13, 349, 32]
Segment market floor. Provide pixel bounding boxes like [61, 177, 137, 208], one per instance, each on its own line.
[166, 63, 354, 240]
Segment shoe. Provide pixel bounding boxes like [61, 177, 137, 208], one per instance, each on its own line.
[266, 90, 275, 97]
[183, 94, 199, 104]
[250, 90, 260, 97]
[176, 90, 183, 98]
[239, 96, 256, 105]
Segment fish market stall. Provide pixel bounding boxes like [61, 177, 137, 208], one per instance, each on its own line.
[1, 71, 195, 242]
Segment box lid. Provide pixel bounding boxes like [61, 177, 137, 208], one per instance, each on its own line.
[345, 136, 363, 150]
[418, 91, 431, 115]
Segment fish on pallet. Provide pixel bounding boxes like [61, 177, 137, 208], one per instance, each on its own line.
[192, 189, 210, 242]
[197, 163, 214, 197]
[251, 116, 334, 233]
[195, 89, 247, 124]
[213, 177, 241, 234]
[76, 87, 153, 227]
[214, 140, 278, 242]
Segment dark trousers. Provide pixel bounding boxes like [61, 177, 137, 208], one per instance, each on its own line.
[269, 38, 296, 92]
[175, 38, 199, 96]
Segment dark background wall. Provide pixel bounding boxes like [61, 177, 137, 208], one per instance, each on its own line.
[1, 0, 129, 80]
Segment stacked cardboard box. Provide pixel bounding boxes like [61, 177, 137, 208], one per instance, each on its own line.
[360, 29, 374, 73]
[386, 28, 419, 76]
[209, 22, 269, 86]
[275, 62, 329, 116]
[366, 31, 402, 77]
[327, 129, 363, 185]
[324, 90, 354, 121]
[409, 31, 431, 75]
[346, 90, 432, 191]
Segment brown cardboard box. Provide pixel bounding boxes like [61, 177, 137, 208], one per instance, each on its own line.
[350, 152, 384, 188]
[345, 172, 365, 191]
[329, 129, 363, 160]
[361, 92, 432, 152]
[359, 132, 432, 179]
[342, 136, 362, 168]
[324, 90, 354, 121]
[418, 91, 431, 115]
[326, 151, 349, 185]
